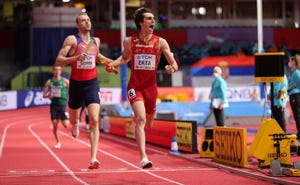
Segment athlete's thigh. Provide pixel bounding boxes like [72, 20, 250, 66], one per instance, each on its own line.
[84, 80, 100, 105]
[143, 88, 157, 114]
[50, 105, 58, 120]
[69, 80, 84, 109]
[86, 103, 100, 123]
[131, 100, 146, 118]
[57, 106, 68, 120]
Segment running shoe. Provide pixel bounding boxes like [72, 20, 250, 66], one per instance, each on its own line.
[88, 160, 100, 169]
[140, 158, 152, 169]
[54, 142, 61, 149]
[72, 124, 80, 138]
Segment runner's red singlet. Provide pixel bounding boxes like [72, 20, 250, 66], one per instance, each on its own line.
[70, 35, 98, 81]
[127, 34, 161, 114]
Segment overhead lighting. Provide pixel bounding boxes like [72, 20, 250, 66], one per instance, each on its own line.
[191, 8, 197, 15]
[74, 3, 85, 9]
[199, 7, 206, 15]
[62, 0, 70, 3]
[216, 7, 222, 15]
[126, 0, 141, 7]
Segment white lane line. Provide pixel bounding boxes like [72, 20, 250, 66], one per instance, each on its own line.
[0, 114, 51, 159]
[0, 122, 20, 159]
[59, 131, 185, 185]
[28, 123, 89, 185]
[1, 167, 217, 177]
[1, 121, 212, 185]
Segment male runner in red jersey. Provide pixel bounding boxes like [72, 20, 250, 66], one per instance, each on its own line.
[55, 12, 113, 169]
[108, 7, 179, 169]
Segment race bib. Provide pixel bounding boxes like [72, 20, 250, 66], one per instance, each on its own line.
[52, 86, 61, 98]
[77, 55, 95, 69]
[128, 88, 136, 100]
[134, 54, 155, 70]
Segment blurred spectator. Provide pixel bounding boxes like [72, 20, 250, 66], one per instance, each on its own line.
[209, 66, 228, 126]
[287, 54, 300, 139]
[268, 75, 288, 132]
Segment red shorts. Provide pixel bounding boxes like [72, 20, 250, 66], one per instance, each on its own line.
[127, 87, 157, 114]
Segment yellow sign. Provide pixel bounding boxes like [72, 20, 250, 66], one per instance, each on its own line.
[4, 1, 13, 17]
[214, 126, 248, 168]
[176, 122, 193, 153]
[255, 76, 284, 83]
[200, 128, 214, 158]
[249, 118, 292, 167]
[254, 52, 285, 56]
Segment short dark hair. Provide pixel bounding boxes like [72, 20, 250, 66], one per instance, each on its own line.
[290, 56, 295, 61]
[134, 7, 153, 30]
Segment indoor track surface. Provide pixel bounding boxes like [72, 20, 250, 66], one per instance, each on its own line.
[0, 106, 294, 185]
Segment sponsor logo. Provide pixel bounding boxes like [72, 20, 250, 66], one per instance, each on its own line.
[136, 44, 154, 48]
[24, 90, 51, 107]
[24, 91, 34, 107]
[100, 90, 113, 103]
[0, 94, 7, 107]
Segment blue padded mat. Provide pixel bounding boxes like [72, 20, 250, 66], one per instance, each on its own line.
[114, 101, 268, 124]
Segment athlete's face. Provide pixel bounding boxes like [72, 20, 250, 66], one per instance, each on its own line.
[141, 13, 155, 34]
[52, 67, 61, 78]
[77, 14, 91, 32]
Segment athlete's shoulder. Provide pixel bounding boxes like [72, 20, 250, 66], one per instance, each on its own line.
[125, 35, 133, 42]
[63, 77, 69, 81]
[44, 79, 51, 86]
[93, 37, 100, 47]
[92, 36, 100, 42]
[63, 77, 70, 87]
[129, 33, 141, 41]
[123, 36, 132, 46]
[64, 35, 77, 45]
[158, 36, 166, 42]
[152, 34, 161, 39]
[66, 34, 77, 40]
[158, 37, 169, 49]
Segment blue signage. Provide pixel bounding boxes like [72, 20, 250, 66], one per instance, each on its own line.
[17, 90, 51, 108]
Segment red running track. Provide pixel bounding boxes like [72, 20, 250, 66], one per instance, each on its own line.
[0, 106, 274, 185]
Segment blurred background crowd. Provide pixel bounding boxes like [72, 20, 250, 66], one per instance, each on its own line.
[0, 0, 299, 90]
